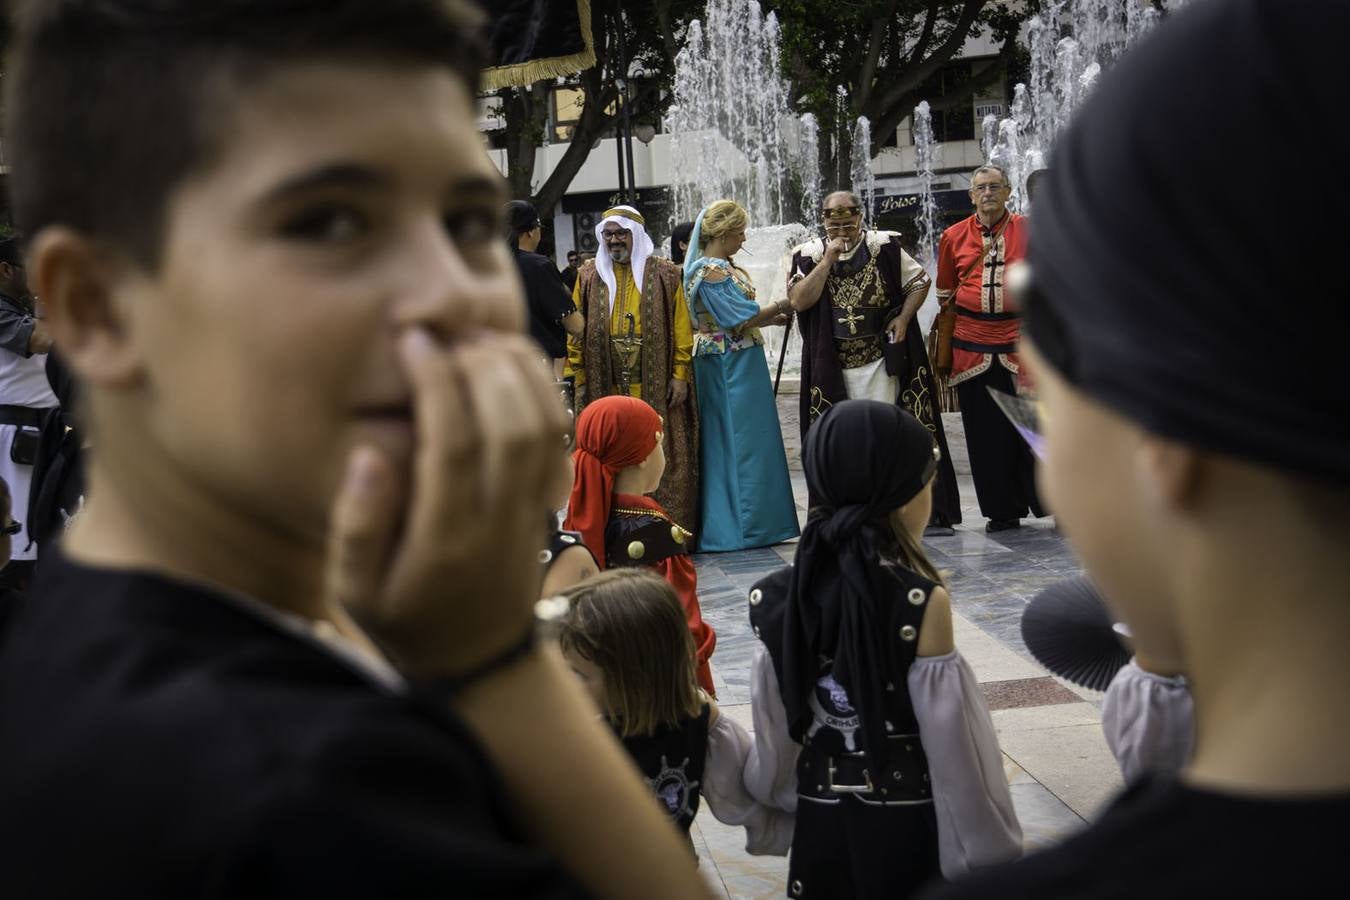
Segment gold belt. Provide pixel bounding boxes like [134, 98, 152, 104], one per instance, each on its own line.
[609, 336, 643, 382]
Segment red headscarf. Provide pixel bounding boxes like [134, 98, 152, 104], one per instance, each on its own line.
[564, 396, 662, 568]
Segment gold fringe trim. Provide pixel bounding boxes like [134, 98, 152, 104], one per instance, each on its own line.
[480, 0, 596, 91]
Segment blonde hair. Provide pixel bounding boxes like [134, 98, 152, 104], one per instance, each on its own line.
[698, 199, 749, 248]
[554, 568, 702, 738]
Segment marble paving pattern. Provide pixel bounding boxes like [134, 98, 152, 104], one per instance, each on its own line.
[686, 404, 1122, 899]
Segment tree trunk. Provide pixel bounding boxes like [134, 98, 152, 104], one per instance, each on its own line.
[532, 67, 619, 219]
[502, 82, 550, 201]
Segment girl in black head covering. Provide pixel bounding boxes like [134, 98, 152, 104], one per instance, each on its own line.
[669, 221, 694, 265]
[743, 399, 1020, 899]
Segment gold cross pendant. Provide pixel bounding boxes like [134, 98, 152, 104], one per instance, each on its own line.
[837, 307, 864, 335]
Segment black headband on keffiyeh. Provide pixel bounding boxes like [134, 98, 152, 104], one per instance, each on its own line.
[1025, 0, 1350, 486]
[782, 400, 939, 774]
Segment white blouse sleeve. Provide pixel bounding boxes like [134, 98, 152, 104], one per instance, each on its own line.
[908, 650, 1023, 879]
[701, 710, 795, 855]
[743, 644, 800, 816]
[1101, 658, 1194, 783]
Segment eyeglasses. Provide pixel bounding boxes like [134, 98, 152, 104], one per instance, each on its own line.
[823, 206, 862, 220]
[2, 520, 21, 536]
[971, 183, 1009, 194]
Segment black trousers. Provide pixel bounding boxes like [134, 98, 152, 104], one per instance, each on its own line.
[789, 794, 941, 900]
[956, 362, 1045, 521]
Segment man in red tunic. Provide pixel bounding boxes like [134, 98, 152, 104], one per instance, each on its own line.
[937, 164, 1045, 532]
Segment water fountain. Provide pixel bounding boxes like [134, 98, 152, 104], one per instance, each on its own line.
[667, 0, 813, 383]
[666, 1, 792, 227]
[796, 113, 823, 223]
[913, 102, 940, 270]
[849, 117, 877, 220]
[984, 0, 1180, 210]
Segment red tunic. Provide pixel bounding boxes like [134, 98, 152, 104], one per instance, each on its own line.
[936, 211, 1028, 385]
[609, 493, 717, 696]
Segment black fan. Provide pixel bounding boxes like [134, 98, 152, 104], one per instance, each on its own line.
[1020, 576, 1132, 691]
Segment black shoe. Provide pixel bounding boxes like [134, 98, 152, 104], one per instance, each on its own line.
[985, 518, 1022, 533]
[924, 524, 956, 537]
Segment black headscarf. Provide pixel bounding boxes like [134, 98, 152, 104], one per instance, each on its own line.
[669, 221, 694, 265]
[783, 400, 939, 773]
[1027, 0, 1350, 486]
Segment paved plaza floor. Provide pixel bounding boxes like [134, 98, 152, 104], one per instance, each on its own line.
[688, 397, 1123, 899]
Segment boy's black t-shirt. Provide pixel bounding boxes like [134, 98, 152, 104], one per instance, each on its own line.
[0, 552, 591, 899]
[922, 773, 1350, 900]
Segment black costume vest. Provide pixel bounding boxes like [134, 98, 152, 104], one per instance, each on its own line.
[603, 505, 692, 569]
[618, 703, 710, 834]
[749, 565, 935, 805]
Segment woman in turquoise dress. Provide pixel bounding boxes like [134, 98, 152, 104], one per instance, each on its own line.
[683, 200, 801, 552]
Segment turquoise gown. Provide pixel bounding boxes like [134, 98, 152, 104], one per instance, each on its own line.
[685, 257, 800, 552]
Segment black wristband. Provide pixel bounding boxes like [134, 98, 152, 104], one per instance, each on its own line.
[410, 622, 537, 698]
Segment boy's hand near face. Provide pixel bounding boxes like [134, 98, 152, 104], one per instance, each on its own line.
[324, 326, 713, 900]
[326, 327, 569, 676]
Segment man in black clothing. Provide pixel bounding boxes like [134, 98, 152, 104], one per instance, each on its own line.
[560, 249, 580, 292]
[509, 200, 583, 376]
[0, 2, 713, 898]
[925, 1, 1350, 897]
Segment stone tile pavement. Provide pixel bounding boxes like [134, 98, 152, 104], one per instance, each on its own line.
[688, 399, 1123, 899]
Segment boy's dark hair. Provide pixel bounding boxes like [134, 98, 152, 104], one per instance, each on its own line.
[4, 0, 486, 270]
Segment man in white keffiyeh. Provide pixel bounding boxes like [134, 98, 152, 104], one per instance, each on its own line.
[565, 205, 700, 534]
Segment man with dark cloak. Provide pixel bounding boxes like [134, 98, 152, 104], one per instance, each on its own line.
[787, 192, 961, 531]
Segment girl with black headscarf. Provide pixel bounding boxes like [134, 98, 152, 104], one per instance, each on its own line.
[743, 400, 1020, 898]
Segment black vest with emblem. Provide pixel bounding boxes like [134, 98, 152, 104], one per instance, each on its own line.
[749, 563, 935, 805]
[618, 703, 710, 834]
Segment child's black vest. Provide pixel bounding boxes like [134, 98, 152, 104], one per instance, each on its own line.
[749, 564, 935, 805]
[618, 703, 710, 834]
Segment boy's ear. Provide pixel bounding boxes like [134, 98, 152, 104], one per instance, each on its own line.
[1136, 436, 1203, 513]
[29, 227, 144, 388]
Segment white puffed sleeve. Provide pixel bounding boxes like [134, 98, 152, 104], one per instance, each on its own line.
[908, 650, 1023, 879]
[742, 644, 800, 816]
[1101, 658, 1194, 783]
[701, 710, 795, 855]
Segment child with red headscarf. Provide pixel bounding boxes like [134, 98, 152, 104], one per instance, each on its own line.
[564, 396, 716, 695]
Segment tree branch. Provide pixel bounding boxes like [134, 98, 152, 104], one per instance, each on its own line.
[868, 0, 987, 117]
[902, 1, 941, 71]
[870, 29, 1015, 152]
[855, 0, 900, 111]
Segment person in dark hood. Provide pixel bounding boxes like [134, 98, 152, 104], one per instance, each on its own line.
[927, 2, 1350, 897]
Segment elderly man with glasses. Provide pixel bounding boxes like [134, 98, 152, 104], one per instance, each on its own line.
[936, 164, 1045, 533]
[788, 191, 962, 533]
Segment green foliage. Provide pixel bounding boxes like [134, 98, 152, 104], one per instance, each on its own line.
[769, 1, 1031, 149]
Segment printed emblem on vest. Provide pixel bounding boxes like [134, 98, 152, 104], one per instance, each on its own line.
[806, 673, 863, 751]
[646, 755, 700, 820]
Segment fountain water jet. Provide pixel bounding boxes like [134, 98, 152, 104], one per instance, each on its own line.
[982, 0, 1168, 211]
[667, 0, 813, 382]
[850, 117, 877, 218]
